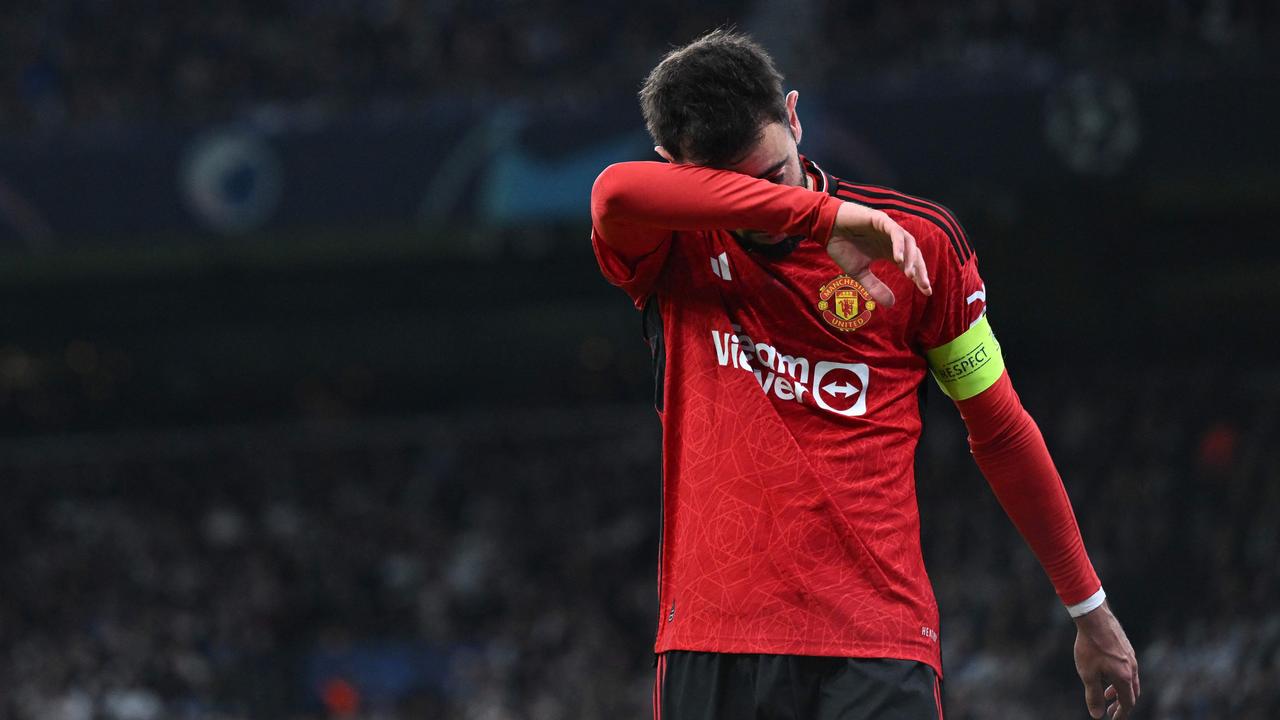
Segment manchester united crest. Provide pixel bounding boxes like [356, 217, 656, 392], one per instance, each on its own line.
[817, 275, 876, 332]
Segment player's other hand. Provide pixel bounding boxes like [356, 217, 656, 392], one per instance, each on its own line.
[1074, 602, 1140, 720]
[826, 202, 931, 307]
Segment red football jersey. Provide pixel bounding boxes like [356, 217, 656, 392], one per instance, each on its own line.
[592, 158, 988, 676]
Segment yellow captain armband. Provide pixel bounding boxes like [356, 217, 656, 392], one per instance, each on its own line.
[925, 314, 1006, 401]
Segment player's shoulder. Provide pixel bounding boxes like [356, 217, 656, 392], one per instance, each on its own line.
[828, 173, 974, 266]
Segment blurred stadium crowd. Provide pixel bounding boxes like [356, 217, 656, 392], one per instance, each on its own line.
[2, 0, 1277, 132]
[0, 0, 738, 130]
[2, 369, 1276, 720]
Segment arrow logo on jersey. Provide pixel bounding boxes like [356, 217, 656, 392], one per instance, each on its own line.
[813, 362, 869, 416]
[822, 382, 860, 398]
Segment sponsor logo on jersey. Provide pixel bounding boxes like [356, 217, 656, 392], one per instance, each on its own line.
[817, 275, 876, 332]
[710, 325, 869, 417]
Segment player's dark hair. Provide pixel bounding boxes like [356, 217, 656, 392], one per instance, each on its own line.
[639, 29, 788, 167]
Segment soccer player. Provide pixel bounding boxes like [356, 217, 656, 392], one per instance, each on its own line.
[589, 30, 1140, 720]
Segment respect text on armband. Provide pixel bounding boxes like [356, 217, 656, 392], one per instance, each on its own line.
[933, 343, 993, 383]
[925, 315, 1005, 401]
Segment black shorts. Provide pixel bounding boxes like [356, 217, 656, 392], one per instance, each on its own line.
[654, 651, 944, 720]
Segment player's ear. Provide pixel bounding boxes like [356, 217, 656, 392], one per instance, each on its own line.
[786, 91, 803, 146]
[655, 145, 676, 163]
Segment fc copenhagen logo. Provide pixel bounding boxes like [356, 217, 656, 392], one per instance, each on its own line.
[817, 275, 876, 332]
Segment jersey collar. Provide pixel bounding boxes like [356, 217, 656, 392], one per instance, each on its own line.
[801, 155, 831, 194]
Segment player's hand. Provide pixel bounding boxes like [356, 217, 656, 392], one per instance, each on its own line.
[826, 202, 931, 307]
[1073, 602, 1140, 719]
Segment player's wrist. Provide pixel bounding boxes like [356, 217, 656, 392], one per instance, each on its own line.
[1067, 587, 1107, 620]
[820, 201, 857, 247]
[829, 202, 871, 239]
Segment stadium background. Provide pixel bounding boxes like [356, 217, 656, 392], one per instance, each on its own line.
[1, 1, 1277, 718]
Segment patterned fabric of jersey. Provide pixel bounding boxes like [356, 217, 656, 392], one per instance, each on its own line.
[592, 158, 985, 677]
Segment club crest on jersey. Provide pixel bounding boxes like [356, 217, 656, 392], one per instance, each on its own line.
[817, 275, 876, 332]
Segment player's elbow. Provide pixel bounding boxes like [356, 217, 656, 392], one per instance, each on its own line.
[591, 162, 649, 228]
[967, 402, 1042, 459]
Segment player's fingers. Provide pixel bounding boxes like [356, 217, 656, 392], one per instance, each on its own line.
[902, 234, 932, 295]
[853, 268, 896, 308]
[890, 229, 931, 297]
[900, 235, 919, 276]
[1104, 685, 1122, 720]
[1115, 673, 1137, 717]
[914, 252, 932, 295]
[1082, 674, 1106, 720]
[880, 214, 905, 264]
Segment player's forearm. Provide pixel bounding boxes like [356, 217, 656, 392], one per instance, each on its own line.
[956, 372, 1102, 607]
[590, 161, 842, 253]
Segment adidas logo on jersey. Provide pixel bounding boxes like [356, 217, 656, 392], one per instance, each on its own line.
[709, 252, 732, 281]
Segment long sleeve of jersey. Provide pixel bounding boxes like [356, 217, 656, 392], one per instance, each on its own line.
[590, 161, 843, 305]
[591, 161, 843, 254]
[955, 371, 1101, 606]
